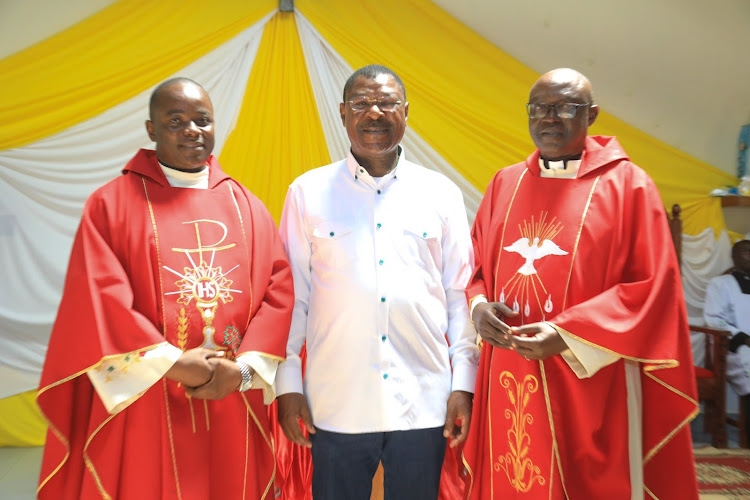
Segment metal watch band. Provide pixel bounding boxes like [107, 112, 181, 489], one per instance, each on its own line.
[236, 360, 253, 392]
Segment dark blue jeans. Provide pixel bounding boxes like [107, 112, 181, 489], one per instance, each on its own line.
[310, 426, 446, 500]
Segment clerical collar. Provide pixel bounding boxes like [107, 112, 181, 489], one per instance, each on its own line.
[733, 270, 750, 295]
[540, 153, 582, 170]
[158, 161, 209, 189]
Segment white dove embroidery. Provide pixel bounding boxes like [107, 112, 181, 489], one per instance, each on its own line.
[503, 236, 569, 276]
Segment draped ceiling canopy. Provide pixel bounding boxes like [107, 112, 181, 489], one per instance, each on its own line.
[0, 0, 738, 445]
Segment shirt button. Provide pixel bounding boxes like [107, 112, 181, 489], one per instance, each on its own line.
[422, 232, 427, 237]
[376, 223, 382, 229]
[381, 336, 386, 342]
[330, 231, 334, 237]
[380, 297, 386, 302]
[379, 259, 384, 265]
[360, 168, 364, 173]
[383, 373, 388, 380]
[377, 190, 381, 194]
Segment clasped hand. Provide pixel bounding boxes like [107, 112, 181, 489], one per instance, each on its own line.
[472, 302, 567, 361]
[164, 348, 243, 400]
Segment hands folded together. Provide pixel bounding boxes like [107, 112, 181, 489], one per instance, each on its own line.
[164, 348, 244, 400]
[472, 301, 568, 361]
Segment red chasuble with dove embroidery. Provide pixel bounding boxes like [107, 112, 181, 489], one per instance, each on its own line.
[37, 150, 293, 500]
[462, 137, 698, 499]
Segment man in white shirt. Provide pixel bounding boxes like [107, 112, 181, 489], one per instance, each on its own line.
[276, 65, 479, 499]
[704, 239, 750, 439]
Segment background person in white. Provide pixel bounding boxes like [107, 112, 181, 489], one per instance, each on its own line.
[704, 239, 750, 440]
[275, 65, 479, 500]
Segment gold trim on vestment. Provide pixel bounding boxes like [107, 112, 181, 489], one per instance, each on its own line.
[561, 176, 600, 312]
[539, 360, 569, 499]
[36, 340, 171, 496]
[143, 178, 168, 337]
[241, 392, 276, 499]
[228, 184, 255, 333]
[36, 418, 69, 495]
[492, 169, 528, 301]
[163, 378, 184, 500]
[241, 350, 287, 363]
[82, 412, 118, 499]
[243, 409, 249, 500]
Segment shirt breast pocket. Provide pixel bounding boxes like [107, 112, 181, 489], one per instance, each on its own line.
[402, 222, 442, 270]
[311, 223, 355, 267]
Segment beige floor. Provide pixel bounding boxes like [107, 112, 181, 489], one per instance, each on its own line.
[0, 446, 42, 500]
[0, 435, 735, 500]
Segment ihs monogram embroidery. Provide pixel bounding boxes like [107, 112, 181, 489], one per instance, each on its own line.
[501, 212, 567, 319]
[163, 219, 242, 349]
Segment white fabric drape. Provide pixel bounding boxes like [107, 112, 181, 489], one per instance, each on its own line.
[294, 11, 482, 221]
[682, 228, 733, 368]
[0, 14, 272, 398]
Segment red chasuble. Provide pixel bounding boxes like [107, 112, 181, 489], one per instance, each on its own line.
[462, 137, 698, 499]
[37, 150, 293, 500]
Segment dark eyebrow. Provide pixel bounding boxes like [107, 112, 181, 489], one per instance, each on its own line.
[165, 109, 212, 116]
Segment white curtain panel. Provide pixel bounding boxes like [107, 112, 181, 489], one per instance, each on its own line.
[295, 11, 482, 221]
[0, 13, 272, 398]
[681, 228, 733, 368]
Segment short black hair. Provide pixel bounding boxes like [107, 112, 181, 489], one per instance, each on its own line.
[732, 239, 750, 258]
[149, 77, 206, 119]
[342, 65, 406, 102]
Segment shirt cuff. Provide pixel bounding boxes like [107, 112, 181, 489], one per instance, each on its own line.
[451, 361, 479, 394]
[469, 294, 488, 318]
[274, 356, 304, 397]
[87, 342, 182, 414]
[551, 323, 620, 379]
[236, 352, 280, 404]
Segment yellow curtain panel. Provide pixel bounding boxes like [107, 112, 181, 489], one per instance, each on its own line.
[219, 11, 331, 221]
[0, 0, 276, 150]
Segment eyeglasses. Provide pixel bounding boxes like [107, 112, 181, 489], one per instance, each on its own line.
[347, 97, 403, 113]
[526, 102, 590, 119]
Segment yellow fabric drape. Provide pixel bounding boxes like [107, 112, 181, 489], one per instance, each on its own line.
[219, 11, 331, 220]
[0, 391, 46, 446]
[0, 0, 276, 150]
[297, 0, 737, 235]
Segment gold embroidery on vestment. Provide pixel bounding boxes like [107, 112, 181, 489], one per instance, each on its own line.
[495, 371, 545, 492]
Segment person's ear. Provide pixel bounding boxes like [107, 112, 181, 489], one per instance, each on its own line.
[146, 120, 156, 142]
[588, 105, 599, 126]
[339, 102, 346, 127]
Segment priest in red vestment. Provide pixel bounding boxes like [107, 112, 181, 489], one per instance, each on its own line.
[36, 78, 293, 500]
[462, 69, 698, 499]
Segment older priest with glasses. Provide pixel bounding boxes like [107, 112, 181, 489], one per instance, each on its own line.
[276, 64, 479, 499]
[462, 68, 699, 499]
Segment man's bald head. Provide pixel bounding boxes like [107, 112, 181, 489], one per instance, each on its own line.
[527, 68, 599, 160]
[530, 68, 595, 104]
[149, 77, 208, 120]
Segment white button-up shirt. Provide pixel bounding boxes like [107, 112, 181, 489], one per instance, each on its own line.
[277, 150, 479, 433]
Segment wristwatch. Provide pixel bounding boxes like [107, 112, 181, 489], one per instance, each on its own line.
[236, 360, 253, 392]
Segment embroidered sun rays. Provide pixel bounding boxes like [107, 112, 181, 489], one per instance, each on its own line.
[501, 212, 567, 319]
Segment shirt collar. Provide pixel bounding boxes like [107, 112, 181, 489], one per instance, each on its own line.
[346, 145, 406, 183]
